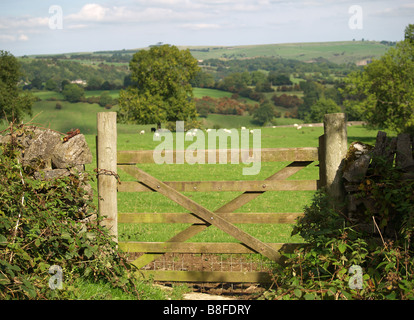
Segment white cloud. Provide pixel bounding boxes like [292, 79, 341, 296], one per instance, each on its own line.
[18, 34, 29, 41]
[66, 4, 109, 22]
[0, 16, 48, 29]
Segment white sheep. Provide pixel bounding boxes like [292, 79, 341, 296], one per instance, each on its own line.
[249, 130, 254, 134]
[241, 126, 246, 130]
[293, 124, 298, 127]
[297, 126, 302, 130]
[154, 132, 160, 138]
[140, 130, 145, 135]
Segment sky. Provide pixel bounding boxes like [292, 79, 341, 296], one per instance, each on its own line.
[0, 0, 413, 56]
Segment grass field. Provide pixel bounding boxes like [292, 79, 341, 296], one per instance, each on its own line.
[183, 41, 391, 64]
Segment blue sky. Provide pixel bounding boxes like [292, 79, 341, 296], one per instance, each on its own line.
[0, 0, 412, 56]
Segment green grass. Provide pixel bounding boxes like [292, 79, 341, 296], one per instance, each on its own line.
[193, 87, 233, 99]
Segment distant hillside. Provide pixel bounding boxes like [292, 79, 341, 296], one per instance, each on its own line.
[180, 41, 392, 65]
[26, 40, 393, 65]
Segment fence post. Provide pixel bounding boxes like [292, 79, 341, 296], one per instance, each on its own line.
[320, 113, 347, 208]
[97, 112, 118, 241]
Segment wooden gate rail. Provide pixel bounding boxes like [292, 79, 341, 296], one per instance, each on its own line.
[96, 112, 348, 283]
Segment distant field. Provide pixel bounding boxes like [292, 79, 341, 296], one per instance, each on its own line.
[184, 41, 391, 64]
[26, 40, 392, 66]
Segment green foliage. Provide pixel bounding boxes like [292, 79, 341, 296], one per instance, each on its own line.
[252, 100, 275, 125]
[0, 51, 35, 123]
[404, 24, 414, 44]
[98, 91, 114, 107]
[342, 30, 414, 133]
[119, 45, 200, 127]
[304, 98, 342, 123]
[0, 127, 141, 299]
[265, 189, 414, 300]
[352, 155, 414, 244]
[62, 83, 85, 103]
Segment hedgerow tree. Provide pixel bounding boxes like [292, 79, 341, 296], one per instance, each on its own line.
[342, 24, 414, 134]
[62, 83, 85, 103]
[0, 51, 35, 123]
[305, 98, 341, 123]
[118, 45, 200, 128]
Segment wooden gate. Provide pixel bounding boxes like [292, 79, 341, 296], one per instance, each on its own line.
[96, 112, 347, 283]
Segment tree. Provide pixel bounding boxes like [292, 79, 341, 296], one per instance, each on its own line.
[86, 77, 103, 90]
[99, 91, 113, 107]
[31, 77, 43, 90]
[118, 45, 200, 128]
[45, 79, 58, 91]
[62, 83, 85, 103]
[0, 50, 34, 123]
[304, 98, 341, 123]
[404, 24, 414, 44]
[253, 100, 275, 125]
[342, 27, 414, 133]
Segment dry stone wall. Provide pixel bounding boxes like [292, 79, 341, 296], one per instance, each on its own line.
[0, 126, 93, 196]
[342, 131, 414, 234]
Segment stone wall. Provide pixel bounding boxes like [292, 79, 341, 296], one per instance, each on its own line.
[342, 131, 414, 235]
[0, 126, 93, 196]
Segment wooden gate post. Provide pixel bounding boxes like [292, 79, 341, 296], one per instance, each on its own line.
[97, 112, 118, 241]
[320, 113, 347, 207]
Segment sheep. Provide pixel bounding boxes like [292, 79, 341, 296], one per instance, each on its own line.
[293, 124, 298, 127]
[241, 126, 246, 130]
[154, 132, 160, 138]
[297, 126, 302, 130]
[140, 130, 145, 135]
[249, 130, 254, 134]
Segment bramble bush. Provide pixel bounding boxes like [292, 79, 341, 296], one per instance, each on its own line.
[267, 185, 414, 300]
[0, 126, 141, 299]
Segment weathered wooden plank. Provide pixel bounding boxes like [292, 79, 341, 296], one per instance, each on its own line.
[136, 270, 273, 283]
[118, 212, 304, 224]
[117, 148, 318, 164]
[119, 165, 281, 262]
[119, 241, 302, 254]
[118, 179, 318, 192]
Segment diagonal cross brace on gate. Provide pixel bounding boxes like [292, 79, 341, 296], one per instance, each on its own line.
[119, 165, 283, 261]
[118, 160, 314, 269]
